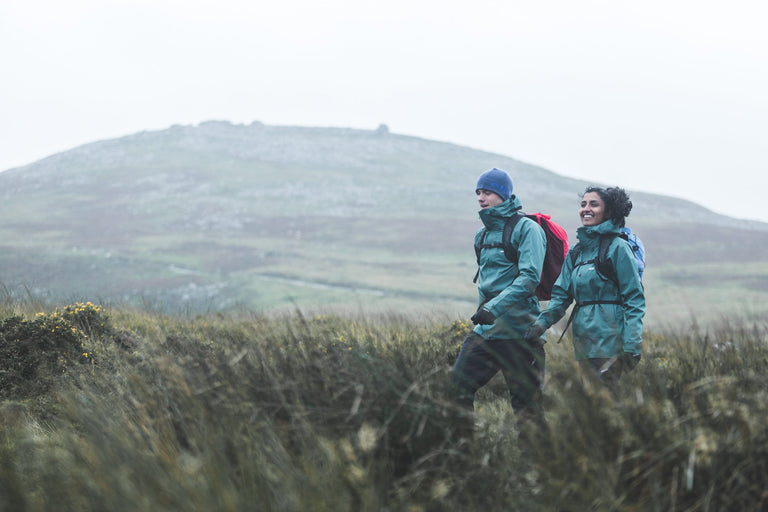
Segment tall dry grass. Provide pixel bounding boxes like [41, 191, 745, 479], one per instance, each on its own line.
[1, 298, 768, 511]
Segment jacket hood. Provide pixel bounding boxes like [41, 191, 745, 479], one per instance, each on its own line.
[478, 194, 523, 229]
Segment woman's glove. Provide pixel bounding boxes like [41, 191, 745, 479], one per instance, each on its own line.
[621, 352, 641, 370]
[524, 324, 545, 343]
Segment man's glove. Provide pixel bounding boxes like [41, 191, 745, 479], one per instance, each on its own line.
[470, 307, 496, 325]
[524, 324, 546, 344]
[621, 352, 641, 371]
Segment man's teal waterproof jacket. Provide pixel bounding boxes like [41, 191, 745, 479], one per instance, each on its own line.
[534, 220, 645, 359]
[473, 195, 546, 341]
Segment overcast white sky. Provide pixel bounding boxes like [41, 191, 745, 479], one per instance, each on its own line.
[2, 0, 767, 222]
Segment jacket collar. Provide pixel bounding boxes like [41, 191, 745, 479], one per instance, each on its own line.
[577, 220, 621, 245]
[478, 195, 523, 230]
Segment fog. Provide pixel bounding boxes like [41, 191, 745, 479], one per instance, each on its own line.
[2, 0, 767, 221]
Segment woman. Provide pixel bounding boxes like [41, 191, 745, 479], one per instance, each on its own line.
[526, 186, 645, 383]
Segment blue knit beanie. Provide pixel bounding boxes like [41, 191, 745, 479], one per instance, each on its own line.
[475, 168, 513, 200]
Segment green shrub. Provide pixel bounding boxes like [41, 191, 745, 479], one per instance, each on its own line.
[0, 302, 107, 399]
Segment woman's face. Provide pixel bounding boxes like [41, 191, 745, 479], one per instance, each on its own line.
[580, 191, 606, 226]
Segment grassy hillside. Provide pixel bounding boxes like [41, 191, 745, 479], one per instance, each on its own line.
[1, 121, 767, 327]
[1, 299, 768, 511]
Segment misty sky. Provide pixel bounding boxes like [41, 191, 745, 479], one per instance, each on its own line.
[2, 0, 767, 222]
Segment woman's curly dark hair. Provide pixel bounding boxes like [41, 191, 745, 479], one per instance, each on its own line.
[583, 186, 633, 227]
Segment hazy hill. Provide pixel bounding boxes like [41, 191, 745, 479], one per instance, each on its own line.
[1, 120, 766, 327]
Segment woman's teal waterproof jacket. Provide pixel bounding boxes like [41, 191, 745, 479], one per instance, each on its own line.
[534, 220, 645, 359]
[473, 195, 546, 341]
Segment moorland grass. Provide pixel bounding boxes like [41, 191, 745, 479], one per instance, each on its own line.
[1, 298, 767, 511]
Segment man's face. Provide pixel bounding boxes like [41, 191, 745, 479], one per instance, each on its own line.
[476, 189, 504, 209]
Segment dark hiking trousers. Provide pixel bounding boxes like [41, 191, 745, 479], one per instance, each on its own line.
[450, 332, 545, 413]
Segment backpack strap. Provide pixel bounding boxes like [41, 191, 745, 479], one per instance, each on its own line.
[501, 212, 525, 263]
[556, 235, 624, 343]
[473, 228, 484, 283]
[570, 234, 622, 285]
[596, 234, 616, 282]
[556, 299, 623, 344]
[569, 242, 582, 266]
[474, 228, 486, 265]
[596, 233, 628, 285]
[472, 212, 525, 283]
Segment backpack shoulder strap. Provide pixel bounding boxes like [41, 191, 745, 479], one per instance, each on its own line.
[569, 235, 619, 282]
[472, 213, 524, 283]
[474, 228, 487, 265]
[596, 233, 621, 283]
[569, 242, 582, 266]
[501, 212, 525, 263]
[473, 228, 487, 283]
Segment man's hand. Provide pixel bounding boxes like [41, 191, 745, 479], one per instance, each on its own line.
[470, 307, 496, 325]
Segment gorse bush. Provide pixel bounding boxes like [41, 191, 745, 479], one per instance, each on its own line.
[1, 303, 768, 511]
[0, 302, 109, 399]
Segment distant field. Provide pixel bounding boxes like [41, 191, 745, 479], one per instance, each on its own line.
[3, 226, 768, 330]
[2, 122, 767, 329]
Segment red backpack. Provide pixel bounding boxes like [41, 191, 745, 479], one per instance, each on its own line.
[474, 212, 569, 301]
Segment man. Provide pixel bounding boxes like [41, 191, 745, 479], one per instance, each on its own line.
[451, 167, 547, 427]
